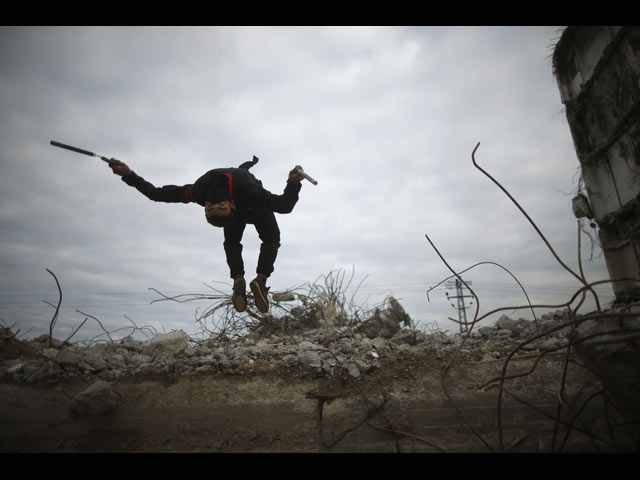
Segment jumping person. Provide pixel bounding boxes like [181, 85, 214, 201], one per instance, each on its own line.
[109, 157, 304, 314]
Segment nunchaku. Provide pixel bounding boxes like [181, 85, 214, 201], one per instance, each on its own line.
[50, 140, 117, 166]
[297, 167, 318, 185]
[51, 140, 319, 185]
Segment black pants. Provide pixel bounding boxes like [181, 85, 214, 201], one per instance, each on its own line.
[223, 208, 281, 279]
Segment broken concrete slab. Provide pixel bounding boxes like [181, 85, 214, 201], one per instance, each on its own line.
[356, 297, 412, 339]
[69, 379, 120, 420]
[141, 330, 190, 356]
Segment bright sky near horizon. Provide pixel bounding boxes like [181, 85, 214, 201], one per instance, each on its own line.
[0, 26, 614, 341]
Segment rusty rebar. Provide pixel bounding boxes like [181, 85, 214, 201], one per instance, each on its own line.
[423, 143, 639, 452]
[45, 268, 62, 348]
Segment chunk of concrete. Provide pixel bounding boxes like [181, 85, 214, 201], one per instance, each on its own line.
[69, 380, 120, 420]
[142, 330, 189, 356]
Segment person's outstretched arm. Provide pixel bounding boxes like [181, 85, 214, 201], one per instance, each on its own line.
[262, 165, 304, 214]
[109, 159, 198, 204]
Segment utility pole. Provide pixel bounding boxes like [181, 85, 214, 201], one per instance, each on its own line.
[445, 279, 474, 333]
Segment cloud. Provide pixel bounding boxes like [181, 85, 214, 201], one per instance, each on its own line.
[0, 26, 613, 340]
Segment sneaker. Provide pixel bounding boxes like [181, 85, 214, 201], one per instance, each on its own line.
[250, 276, 270, 313]
[232, 277, 247, 312]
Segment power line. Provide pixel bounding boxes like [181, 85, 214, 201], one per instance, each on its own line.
[0, 278, 616, 297]
[0, 291, 188, 297]
[0, 280, 615, 312]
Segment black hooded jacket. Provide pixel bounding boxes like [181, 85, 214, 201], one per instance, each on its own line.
[121, 167, 301, 214]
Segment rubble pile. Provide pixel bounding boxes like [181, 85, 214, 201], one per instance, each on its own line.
[0, 298, 573, 385]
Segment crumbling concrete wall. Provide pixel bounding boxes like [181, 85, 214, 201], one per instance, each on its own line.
[552, 26, 640, 423]
[553, 26, 640, 298]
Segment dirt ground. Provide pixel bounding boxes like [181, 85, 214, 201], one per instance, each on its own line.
[1, 347, 619, 453]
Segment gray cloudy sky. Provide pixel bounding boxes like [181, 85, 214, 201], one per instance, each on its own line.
[0, 26, 615, 342]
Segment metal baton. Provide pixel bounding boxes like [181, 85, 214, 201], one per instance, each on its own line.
[297, 168, 318, 185]
[50, 140, 117, 166]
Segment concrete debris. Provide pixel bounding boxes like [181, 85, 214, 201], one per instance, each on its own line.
[141, 330, 191, 356]
[69, 379, 120, 420]
[496, 315, 518, 331]
[272, 292, 296, 303]
[346, 362, 361, 379]
[356, 297, 412, 338]
[298, 350, 322, 370]
[571, 306, 640, 415]
[0, 307, 575, 385]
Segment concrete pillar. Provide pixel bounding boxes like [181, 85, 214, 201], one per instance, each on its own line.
[553, 26, 640, 300]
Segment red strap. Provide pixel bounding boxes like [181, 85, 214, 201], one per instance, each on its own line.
[224, 173, 234, 201]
